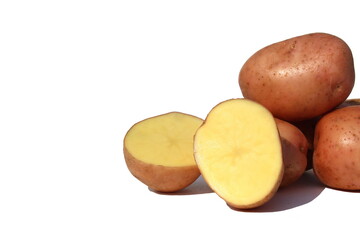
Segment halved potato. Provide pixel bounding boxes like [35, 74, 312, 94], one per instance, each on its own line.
[124, 112, 203, 192]
[194, 99, 283, 209]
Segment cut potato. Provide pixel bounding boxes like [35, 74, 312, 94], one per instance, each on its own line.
[124, 112, 203, 192]
[194, 99, 283, 209]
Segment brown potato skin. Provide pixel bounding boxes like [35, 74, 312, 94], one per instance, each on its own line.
[124, 147, 200, 192]
[239, 32, 355, 121]
[289, 101, 359, 171]
[275, 119, 308, 187]
[313, 106, 360, 190]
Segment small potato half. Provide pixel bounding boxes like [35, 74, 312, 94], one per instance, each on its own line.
[124, 112, 203, 192]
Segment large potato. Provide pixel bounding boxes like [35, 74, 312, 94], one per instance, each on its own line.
[313, 106, 360, 190]
[239, 33, 355, 121]
[275, 119, 308, 187]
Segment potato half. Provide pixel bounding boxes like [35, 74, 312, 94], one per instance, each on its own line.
[194, 99, 283, 209]
[124, 112, 203, 192]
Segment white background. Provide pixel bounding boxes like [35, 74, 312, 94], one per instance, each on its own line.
[1, 0, 360, 239]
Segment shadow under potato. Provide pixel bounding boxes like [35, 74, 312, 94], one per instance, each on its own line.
[150, 170, 325, 212]
[149, 175, 213, 195]
[239, 170, 325, 212]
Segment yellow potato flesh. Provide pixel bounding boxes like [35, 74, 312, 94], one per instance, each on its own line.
[125, 112, 203, 167]
[194, 99, 283, 208]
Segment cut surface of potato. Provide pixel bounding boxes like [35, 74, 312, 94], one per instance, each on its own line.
[194, 99, 283, 209]
[124, 112, 203, 192]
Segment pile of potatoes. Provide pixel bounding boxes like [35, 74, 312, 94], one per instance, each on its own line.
[124, 32, 359, 209]
[239, 32, 357, 191]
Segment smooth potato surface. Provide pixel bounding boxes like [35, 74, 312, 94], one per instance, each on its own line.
[239, 32, 355, 121]
[194, 99, 283, 209]
[313, 106, 360, 190]
[275, 119, 308, 187]
[124, 147, 200, 192]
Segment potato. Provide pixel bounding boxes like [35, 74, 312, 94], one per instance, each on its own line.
[290, 103, 356, 171]
[313, 106, 360, 190]
[239, 32, 355, 121]
[194, 99, 283, 209]
[275, 119, 308, 187]
[123, 112, 203, 192]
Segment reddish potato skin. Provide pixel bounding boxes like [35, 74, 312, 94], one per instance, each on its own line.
[124, 147, 200, 192]
[291, 99, 360, 171]
[313, 106, 360, 190]
[239, 33, 355, 121]
[275, 119, 308, 187]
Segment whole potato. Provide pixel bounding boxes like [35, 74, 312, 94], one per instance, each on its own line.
[275, 119, 308, 187]
[239, 32, 355, 121]
[313, 106, 360, 190]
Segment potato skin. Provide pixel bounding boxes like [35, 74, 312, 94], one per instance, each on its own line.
[124, 147, 200, 192]
[313, 106, 360, 190]
[239, 33, 355, 121]
[275, 119, 308, 187]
